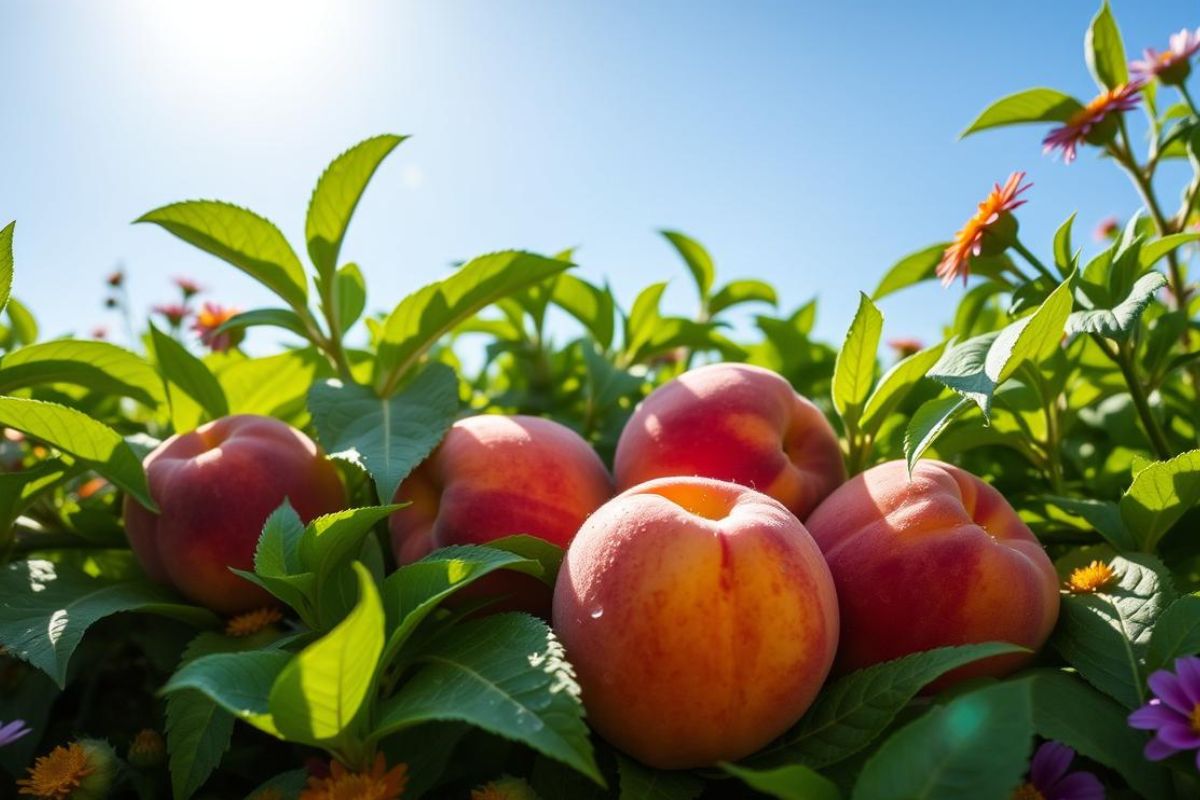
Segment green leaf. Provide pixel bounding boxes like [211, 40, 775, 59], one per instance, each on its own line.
[309, 362, 459, 506]
[852, 681, 1033, 800]
[0, 339, 164, 407]
[1086, 1, 1128, 91]
[220, 347, 333, 423]
[661, 230, 715, 300]
[375, 251, 572, 394]
[860, 340, 946, 434]
[149, 323, 229, 430]
[551, 273, 615, 350]
[333, 263, 368, 334]
[1065, 271, 1165, 341]
[709, 279, 778, 315]
[1031, 670, 1170, 800]
[0, 559, 216, 687]
[380, 544, 545, 666]
[1120, 449, 1200, 552]
[306, 134, 406, 283]
[1139, 233, 1200, 269]
[1148, 593, 1200, 671]
[162, 650, 289, 737]
[6, 298, 37, 346]
[166, 690, 235, 800]
[1039, 495, 1136, 551]
[960, 88, 1084, 137]
[0, 396, 155, 508]
[0, 221, 13, 315]
[137, 200, 308, 311]
[374, 613, 602, 785]
[832, 293, 883, 429]
[872, 244, 945, 300]
[269, 563, 383, 744]
[487, 534, 565, 588]
[1053, 212, 1077, 277]
[618, 754, 704, 800]
[624, 281, 669, 360]
[211, 308, 310, 341]
[0, 459, 73, 539]
[749, 642, 1023, 769]
[988, 271, 1075, 384]
[1055, 554, 1173, 708]
[256, 501, 306, 577]
[904, 395, 972, 472]
[723, 763, 839, 800]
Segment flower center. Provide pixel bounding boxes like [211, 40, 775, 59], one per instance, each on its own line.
[1011, 783, 1045, 800]
[1190, 702, 1200, 734]
[1066, 560, 1116, 593]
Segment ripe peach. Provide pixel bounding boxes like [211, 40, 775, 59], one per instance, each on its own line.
[805, 459, 1059, 683]
[389, 415, 613, 609]
[553, 477, 839, 769]
[123, 415, 346, 614]
[614, 363, 844, 520]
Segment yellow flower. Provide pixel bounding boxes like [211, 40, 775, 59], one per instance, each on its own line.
[226, 607, 284, 637]
[299, 754, 408, 800]
[18, 740, 115, 800]
[1066, 560, 1116, 594]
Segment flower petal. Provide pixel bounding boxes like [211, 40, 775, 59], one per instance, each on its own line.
[1030, 741, 1074, 787]
[1173, 656, 1200, 705]
[1148, 670, 1193, 713]
[1145, 735, 1183, 761]
[1128, 700, 1181, 730]
[1046, 771, 1105, 800]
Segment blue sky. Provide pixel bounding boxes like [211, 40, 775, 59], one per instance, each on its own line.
[1, 0, 1196, 354]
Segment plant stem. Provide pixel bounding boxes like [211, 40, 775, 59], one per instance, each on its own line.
[1092, 334, 1172, 459]
[1180, 82, 1200, 119]
[1010, 239, 1057, 282]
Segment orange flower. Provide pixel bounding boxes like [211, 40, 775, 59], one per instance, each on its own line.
[936, 172, 1031, 286]
[1043, 83, 1142, 164]
[18, 740, 115, 800]
[225, 607, 283, 637]
[887, 337, 924, 358]
[299, 754, 408, 800]
[1066, 560, 1116, 594]
[192, 303, 243, 353]
[471, 776, 540, 800]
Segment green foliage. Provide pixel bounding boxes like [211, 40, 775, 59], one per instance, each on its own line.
[618, 755, 704, 799]
[1121, 450, 1200, 552]
[0, 339, 164, 408]
[723, 763, 840, 800]
[150, 322, 229, 430]
[1085, 1, 1128, 91]
[1148, 593, 1200, 671]
[960, 89, 1084, 137]
[832, 293, 882, 431]
[0, 221, 13, 315]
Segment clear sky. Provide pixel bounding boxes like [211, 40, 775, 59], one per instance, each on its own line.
[1, 0, 1196, 353]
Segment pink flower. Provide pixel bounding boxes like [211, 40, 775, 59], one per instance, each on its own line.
[1131, 28, 1200, 85]
[937, 172, 1031, 286]
[887, 338, 924, 358]
[152, 303, 189, 327]
[1129, 656, 1200, 769]
[173, 277, 203, 298]
[192, 303, 243, 353]
[1043, 83, 1143, 164]
[1093, 216, 1119, 241]
[106, 270, 124, 288]
[90, 326, 108, 340]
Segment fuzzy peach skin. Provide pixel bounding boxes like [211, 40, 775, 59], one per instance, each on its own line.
[805, 459, 1059, 683]
[553, 476, 839, 769]
[614, 362, 845, 520]
[123, 415, 346, 614]
[389, 414, 613, 560]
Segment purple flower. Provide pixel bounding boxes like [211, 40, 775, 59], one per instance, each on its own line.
[0, 719, 31, 748]
[1129, 655, 1200, 769]
[1012, 742, 1104, 800]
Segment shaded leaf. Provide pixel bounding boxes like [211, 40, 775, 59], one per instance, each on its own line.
[0, 339, 163, 407]
[904, 395, 972, 472]
[861, 340, 946, 434]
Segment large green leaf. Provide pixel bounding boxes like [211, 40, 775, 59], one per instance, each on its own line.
[618, 755, 704, 800]
[298, 505, 400, 629]
[551, 273, 615, 350]
[1148, 593, 1200, 671]
[374, 613, 602, 785]
[1054, 554, 1174, 708]
[832, 293, 882, 429]
[1085, 1, 1128, 90]
[0, 339, 163, 407]
[150, 323, 229, 430]
[306, 134, 406, 283]
[723, 764, 839, 800]
[1031, 670, 1170, 800]
[161, 649, 289, 737]
[661, 230, 715, 300]
[0, 396, 155, 508]
[269, 563, 383, 744]
[211, 308, 310, 341]
[0, 221, 14, 316]
[709, 279, 777, 315]
[903, 395, 972, 472]
[960, 88, 1083, 137]
[374, 251, 572, 394]
[860, 340, 946, 434]
[851, 681, 1033, 800]
[309, 362, 459, 506]
[1066, 271, 1165, 341]
[1120, 450, 1200, 552]
[219, 347, 332, 423]
[380, 544, 545, 667]
[1139, 233, 1200, 270]
[749, 643, 1023, 769]
[137, 200, 308, 310]
[872, 244, 946, 299]
[0, 559, 216, 687]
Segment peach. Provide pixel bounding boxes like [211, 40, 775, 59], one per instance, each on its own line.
[123, 415, 346, 614]
[614, 363, 845, 520]
[389, 415, 613, 609]
[553, 477, 839, 769]
[805, 459, 1059, 683]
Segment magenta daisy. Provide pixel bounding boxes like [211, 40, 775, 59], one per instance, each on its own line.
[1043, 83, 1143, 164]
[1011, 741, 1103, 800]
[1131, 28, 1200, 85]
[1129, 655, 1200, 769]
